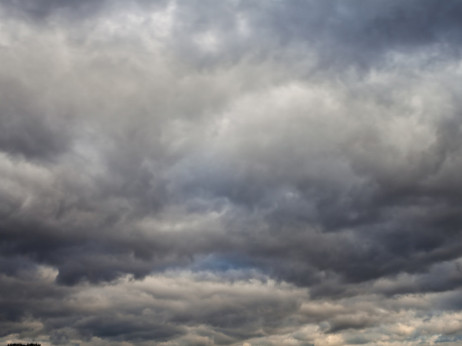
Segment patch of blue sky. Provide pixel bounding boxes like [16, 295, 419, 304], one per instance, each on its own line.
[435, 334, 462, 343]
[191, 253, 253, 273]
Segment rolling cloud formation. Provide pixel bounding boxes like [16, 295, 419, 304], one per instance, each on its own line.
[1, 1, 462, 345]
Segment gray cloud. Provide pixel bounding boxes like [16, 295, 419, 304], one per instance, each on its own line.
[1, 0, 462, 345]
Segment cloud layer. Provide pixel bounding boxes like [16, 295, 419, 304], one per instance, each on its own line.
[1, 1, 462, 345]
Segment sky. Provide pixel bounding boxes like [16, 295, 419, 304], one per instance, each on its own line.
[1, 1, 462, 345]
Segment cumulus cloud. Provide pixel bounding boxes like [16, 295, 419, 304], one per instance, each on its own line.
[1, 0, 462, 345]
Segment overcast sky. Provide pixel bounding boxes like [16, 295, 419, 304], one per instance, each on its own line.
[1, 1, 462, 345]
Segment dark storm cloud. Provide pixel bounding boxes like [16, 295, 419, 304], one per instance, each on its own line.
[162, 0, 462, 70]
[2, 0, 462, 345]
[249, 0, 462, 65]
[0, 0, 106, 20]
[0, 0, 172, 23]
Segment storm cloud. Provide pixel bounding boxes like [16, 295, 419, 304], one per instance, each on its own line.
[1, 1, 462, 345]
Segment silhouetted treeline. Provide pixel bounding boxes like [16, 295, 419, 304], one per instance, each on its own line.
[7, 343, 41, 346]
